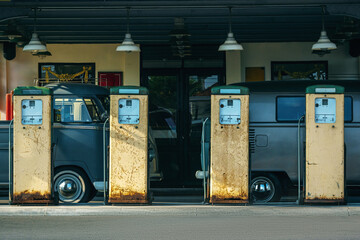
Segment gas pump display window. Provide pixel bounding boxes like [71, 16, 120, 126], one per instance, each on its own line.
[118, 99, 140, 124]
[315, 98, 336, 123]
[21, 99, 43, 125]
[219, 99, 241, 124]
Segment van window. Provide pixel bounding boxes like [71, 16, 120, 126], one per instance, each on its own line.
[276, 97, 305, 122]
[54, 98, 92, 123]
[97, 95, 110, 113]
[344, 96, 353, 122]
[84, 98, 100, 122]
[276, 96, 353, 122]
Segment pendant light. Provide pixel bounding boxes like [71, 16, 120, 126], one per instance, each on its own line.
[312, 6, 337, 53]
[116, 7, 140, 52]
[23, 8, 48, 53]
[218, 7, 243, 51]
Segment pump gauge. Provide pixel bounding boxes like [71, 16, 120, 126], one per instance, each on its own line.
[315, 98, 336, 123]
[21, 99, 43, 125]
[219, 99, 241, 124]
[118, 99, 140, 124]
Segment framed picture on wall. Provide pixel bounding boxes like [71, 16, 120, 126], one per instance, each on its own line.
[98, 72, 123, 88]
[38, 63, 96, 84]
[245, 67, 265, 82]
[271, 61, 328, 81]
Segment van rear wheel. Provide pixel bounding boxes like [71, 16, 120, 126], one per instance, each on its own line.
[54, 167, 95, 203]
[250, 174, 282, 203]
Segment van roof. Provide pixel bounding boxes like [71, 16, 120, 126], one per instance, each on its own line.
[232, 80, 360, 93]
[45, 83, 109, 95]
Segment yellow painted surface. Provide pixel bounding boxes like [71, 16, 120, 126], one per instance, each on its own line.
[226, 51, 242, 84]
[13, 95, 52, 203]
[305, 94, 345, 202]
[123, 51, 140, 86]
[109, 95, 149, 203]
[210, 94, 249, 203]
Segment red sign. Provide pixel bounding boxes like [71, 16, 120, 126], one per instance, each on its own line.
[98, 72, 123, 87]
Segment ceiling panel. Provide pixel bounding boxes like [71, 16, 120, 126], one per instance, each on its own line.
[0, 0, 359, 58]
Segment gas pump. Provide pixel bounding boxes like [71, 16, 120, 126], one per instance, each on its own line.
[11, 87, 55, 204]
[108, 86, 150, 204]
[209, 86, 250, 204]
[305, 85, 345, 204]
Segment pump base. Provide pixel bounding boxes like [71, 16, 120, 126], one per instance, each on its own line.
[304, 199, 346, 205]
[209, 199, 249, 204]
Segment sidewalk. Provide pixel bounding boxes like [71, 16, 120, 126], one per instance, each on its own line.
[1, 202, 360, 217]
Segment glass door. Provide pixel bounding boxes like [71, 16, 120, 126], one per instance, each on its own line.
[186, 72, 222, 186]
[144, 70, 180, 187]
[143, 68, 223, 188]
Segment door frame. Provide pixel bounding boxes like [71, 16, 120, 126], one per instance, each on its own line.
[141, 67, 225, 187]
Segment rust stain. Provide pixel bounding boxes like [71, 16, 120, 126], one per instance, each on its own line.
[304, 198, 345, 204]
[307, 196, 344, 200]
[210, 195, 249, 204]
[13, 190, 52, 204]
[109, 191, 148, 203]
[305, 193, 345, 202]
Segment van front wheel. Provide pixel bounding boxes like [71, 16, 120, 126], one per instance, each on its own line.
[54, 168, 94, 203]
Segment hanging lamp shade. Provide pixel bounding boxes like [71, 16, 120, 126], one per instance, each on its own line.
[312, 30, 337, 51]
[4, 30, 22, 41]
[116, 33, 140, 52]
[32, 50, 52, 58]
[23, 33, 47, 53]
[218, 32, 243, 51]
[218, 7, 243, 52]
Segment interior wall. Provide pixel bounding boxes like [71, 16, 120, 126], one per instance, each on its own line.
[0, 43, 140, 119]
[0, 41, 358, 119]
[240, 42, 359, 81]
[0, 43, 7, 119]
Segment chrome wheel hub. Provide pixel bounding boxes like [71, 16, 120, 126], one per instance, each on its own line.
[251, 177, 275, 203]
[58, 180, 78, 198]
[54, 171, 84, 203]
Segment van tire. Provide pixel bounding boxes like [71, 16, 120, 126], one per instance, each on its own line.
[54, 167, 95, 203]
[250, 174, 282, 203]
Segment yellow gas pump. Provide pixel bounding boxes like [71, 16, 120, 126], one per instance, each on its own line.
[210, 86, 250, 204]
[108, 86, 150, 204]
[305, 85, 345, 204]
[12, 87, 55, 204]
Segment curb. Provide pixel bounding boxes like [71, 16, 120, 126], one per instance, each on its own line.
[0, 205, 360, 216]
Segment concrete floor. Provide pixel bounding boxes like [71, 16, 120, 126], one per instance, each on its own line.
[1, 193, 360, 240]
[1, 214, 360, 240]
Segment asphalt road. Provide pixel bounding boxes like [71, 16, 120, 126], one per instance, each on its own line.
[1, 214, 360, 240]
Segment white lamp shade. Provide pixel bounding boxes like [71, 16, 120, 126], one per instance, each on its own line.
[23, 33, 48, 53]
[116, 33, 141, 52]
[218, 32, 243, 51]
[312, 30, 337, 51]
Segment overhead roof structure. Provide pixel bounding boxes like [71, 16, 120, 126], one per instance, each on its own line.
[0, 1, 359, 51]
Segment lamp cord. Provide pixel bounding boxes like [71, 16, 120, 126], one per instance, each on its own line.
[34, 7, 37, 33]
[228, 6, 232, 33]
[126, 7, 130, 34]
[321, 5, 325, 31]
